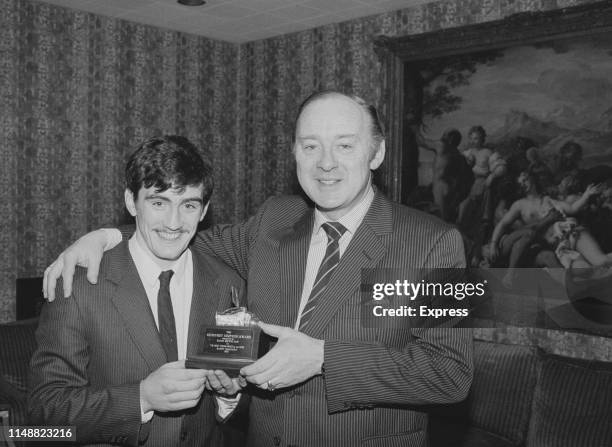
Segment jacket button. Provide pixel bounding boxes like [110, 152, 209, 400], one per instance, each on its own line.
[273, 436, 281, 446]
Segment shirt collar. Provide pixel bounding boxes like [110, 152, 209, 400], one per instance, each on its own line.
[128, 235, 190, 289]
[313, 184, 375, 236]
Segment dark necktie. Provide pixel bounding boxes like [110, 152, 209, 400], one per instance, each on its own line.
[299, 222, 347, 330]
[158, 270, 177, 362]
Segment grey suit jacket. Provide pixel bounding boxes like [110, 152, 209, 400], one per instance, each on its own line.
[194, 191, 473, 447]
[28, 240, 244, 447]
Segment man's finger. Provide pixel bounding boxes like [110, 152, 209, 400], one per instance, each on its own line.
[214, 371, 234, 389]
[43, 266, 51, 300]
[211, 371, 242, 395]
[171, 369, 208, 381]
[163, 377, 206, 393]
[164, 362, 208, 378]
[61, 253, 76, 298]
[246, 370, 278, 387]
[206, 372, 222, 390]
[45, 260, 63, 301]
[169, 386, 205, 403]
[257, 322, 287, 338]
[160, 361, 208, 379]
[85, 251, 102, 285]
[238, 375, 247, 388]
[163, 360, 186, 369]
[241, 352, 278, 377]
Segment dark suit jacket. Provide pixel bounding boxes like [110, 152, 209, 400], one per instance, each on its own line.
[28, 241, 244, 447]
[194, 191, 473, 447]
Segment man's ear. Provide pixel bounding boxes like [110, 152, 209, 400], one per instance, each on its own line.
[369, 140, 386, 170]
[124, 189, 137, 217]
[199, 202, 210, 222]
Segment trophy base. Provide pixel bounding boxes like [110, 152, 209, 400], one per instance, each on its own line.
[185, 355, 255, 377]
[185, 324, 268, 377]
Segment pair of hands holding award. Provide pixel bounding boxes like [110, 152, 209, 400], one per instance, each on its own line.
[159, 305, 326, 396]
[43, 233, 325, 395]
[181, 306, 326, 395]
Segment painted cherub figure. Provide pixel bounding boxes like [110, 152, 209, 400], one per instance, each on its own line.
[420, 128, 473, 222]
[458, 125, 506, 229]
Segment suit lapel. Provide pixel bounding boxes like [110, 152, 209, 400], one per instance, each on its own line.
[279, 211, 314, 328]
[187, 251, 222, 356]
[301, 193, 393, 338]
[107, 242, 167, 370]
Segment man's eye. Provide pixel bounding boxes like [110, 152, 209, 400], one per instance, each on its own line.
[149, 200, 167, 210]
[303, 144, 317, 151]
[339, 144, 353, 150]
[184, 203, 199, 210]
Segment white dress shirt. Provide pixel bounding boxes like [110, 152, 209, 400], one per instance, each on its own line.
[294, 185, 375, 329]
[129, 236, 193, 360]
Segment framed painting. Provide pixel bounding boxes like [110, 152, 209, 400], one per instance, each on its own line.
[374, 1, 612, 336]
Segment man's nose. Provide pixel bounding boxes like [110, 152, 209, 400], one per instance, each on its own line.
[164, 206, 182, 229]
[317, 146, 337, 171]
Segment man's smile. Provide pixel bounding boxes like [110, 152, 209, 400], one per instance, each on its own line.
[317, 179, 341, 185]
[155, 230, 184, 241]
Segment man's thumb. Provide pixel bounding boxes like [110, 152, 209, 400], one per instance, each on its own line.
[165, 360, 186, 369]
[257, 321, 285, 337]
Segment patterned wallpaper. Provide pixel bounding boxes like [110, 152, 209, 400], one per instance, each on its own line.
[0, 0, 238, 323]
[1, 0, 608, 359]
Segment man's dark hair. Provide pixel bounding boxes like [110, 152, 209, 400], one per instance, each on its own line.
[125, 135, 213, 203]
[292, 90, 385, 151]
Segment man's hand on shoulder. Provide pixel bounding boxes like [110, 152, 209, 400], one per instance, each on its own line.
[43, 229, 113, 301]
[140, 360, 207, 413]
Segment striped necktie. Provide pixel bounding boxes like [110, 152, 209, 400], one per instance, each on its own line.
[299, 222, 347, 330]
[158, 270, 178, 362]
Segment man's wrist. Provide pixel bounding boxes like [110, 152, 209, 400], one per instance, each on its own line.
[100, 228, 122, 251]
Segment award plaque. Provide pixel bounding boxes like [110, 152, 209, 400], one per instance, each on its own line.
[186, 288, 265, 376]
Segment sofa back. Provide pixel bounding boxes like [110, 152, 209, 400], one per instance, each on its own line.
[0, 318, 39, 425]
[429, 340, 612, 447]
[527, 352, 612, 447]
